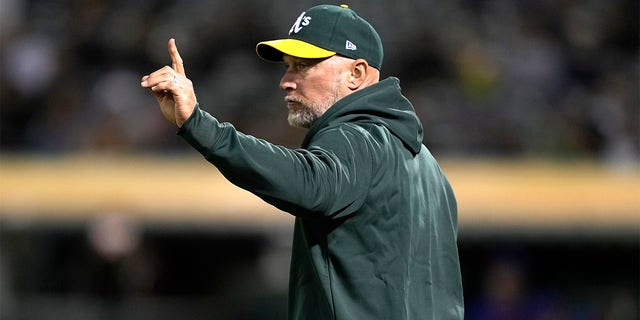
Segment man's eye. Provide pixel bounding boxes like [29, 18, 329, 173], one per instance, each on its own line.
[283, 60, 310, 71]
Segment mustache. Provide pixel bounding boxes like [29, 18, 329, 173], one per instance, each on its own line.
[284, 95, 306, 105]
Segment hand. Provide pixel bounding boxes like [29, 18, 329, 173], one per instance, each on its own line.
[141, 38, 197, 127]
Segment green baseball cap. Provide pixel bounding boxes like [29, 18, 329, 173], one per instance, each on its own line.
[256, 4, 384, 70]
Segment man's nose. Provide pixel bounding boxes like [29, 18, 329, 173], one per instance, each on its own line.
[280, 72, 296, 92]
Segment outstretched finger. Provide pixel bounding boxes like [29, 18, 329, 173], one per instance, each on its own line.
[168, 38, 185, 75]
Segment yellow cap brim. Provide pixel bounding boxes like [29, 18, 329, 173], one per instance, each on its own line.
[256, 39, 336, 62]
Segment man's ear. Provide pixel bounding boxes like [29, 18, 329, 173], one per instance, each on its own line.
[347, 59, 370, 90]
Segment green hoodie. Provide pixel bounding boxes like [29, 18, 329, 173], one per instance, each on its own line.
[178, 77, 464, 319]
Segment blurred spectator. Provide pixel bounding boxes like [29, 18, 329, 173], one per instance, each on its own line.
[467, 253, 572, 320]
[83, 211, 159, 319]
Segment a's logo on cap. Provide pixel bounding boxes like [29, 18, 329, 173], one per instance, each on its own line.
[289, 11, 312, 35]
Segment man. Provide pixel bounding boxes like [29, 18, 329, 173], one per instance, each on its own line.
[141, 4, 463, 319]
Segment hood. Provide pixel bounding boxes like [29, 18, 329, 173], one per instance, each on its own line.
[303, 77, 424, 155]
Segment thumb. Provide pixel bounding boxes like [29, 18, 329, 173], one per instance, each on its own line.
[168, 38, 185, 75]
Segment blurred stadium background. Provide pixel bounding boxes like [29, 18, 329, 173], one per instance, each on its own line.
[0, 0, 638, 319]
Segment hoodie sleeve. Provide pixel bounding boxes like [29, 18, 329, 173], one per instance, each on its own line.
[177, 105, 372, 219]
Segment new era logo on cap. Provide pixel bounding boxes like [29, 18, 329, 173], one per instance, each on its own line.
[345, 40, 357, 51]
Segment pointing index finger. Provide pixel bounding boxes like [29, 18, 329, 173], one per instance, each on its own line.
[168, 38, 185, 75]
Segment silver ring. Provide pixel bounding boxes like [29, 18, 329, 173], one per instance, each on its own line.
[173, 75, 178, 84]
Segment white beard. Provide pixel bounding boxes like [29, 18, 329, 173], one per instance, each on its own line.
[285, 79, 341, 128]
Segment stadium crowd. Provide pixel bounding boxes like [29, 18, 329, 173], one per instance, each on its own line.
[1, 0, 637, 164]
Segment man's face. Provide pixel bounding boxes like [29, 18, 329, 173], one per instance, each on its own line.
[280, 55, 346, 128]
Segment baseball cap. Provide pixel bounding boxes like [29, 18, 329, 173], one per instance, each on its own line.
[256, 4, 384, 70]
